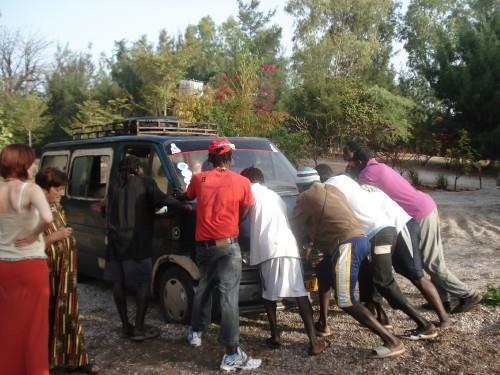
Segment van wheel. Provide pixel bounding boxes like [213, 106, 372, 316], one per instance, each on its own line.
[159, 266, 194, 324]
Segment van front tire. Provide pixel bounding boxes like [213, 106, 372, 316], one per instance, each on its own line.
[159, 266, 194, 324]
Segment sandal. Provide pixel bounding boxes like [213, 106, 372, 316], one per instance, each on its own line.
[368, 344, 405, 359]
[68, 363, 100, 374]
[400, 327, 438, 340]
[130, 326, 160, 342]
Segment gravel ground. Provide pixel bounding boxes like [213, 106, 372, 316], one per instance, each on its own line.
[71, 177, 499, 375]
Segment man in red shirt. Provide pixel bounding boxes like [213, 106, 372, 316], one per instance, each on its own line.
[184, 138, 261, 372]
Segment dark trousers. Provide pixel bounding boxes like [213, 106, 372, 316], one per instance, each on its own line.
[359, 227, 408, 310]
[191, 243, 242, 347]
[393, 219, 424, 281]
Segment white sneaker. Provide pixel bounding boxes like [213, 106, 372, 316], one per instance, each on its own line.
[187, 326, 202, 347]
[220, 347, 262, 372]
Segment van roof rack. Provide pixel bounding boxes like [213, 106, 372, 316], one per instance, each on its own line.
[72, 116, 218, 140]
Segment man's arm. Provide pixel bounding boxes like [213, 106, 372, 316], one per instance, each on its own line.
[184, 174, 198, 201]
[291, 193, 311, 245]
[239, 178, 255, 222]
[147, 177, 192, 212]
[240, 205, 252, 221]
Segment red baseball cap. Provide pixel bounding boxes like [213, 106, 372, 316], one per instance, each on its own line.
[208, 138, 235, 155]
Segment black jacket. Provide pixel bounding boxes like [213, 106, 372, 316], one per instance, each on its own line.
[106, 175, 173, 260]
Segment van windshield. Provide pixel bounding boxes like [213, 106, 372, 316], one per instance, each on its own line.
[167, 143, 297, 193]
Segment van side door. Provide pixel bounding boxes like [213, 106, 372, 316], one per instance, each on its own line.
[65, 148, 113, 278]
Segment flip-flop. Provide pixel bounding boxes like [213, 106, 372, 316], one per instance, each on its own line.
[130, 326, 160, 342]
[368, 344, 405, 359]
[314, 322, 333, 337]
[309, 338, 330, 356]
[265, 337, 281, 349]
[400, 328, 438, 341]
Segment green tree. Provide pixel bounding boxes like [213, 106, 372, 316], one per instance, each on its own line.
[286, 77, 414, 157]
[7, 94, 47, 145]
[182, 17, 225, 82]
[92, 56, 133, 117]
[209, 51, 287, 136]
[401, 0, 462, 78]
[397, 73, 444, 161]
[0, 110, 14, 148]
[283, 0, 408, 157]
[109, 40, 147, 113]
[72, 99, 122, 132]
[44, 47, 96, 141]
[445, 129, 481, 190]
[266, 124, 310, 166]
[217, 0, 285, 86]
[237, 0, 282, 63]
[401, 0, 500, 158]
[286, 0, 397, 83]
[110, 33, 195, 116]
[365, 85, 414, 150]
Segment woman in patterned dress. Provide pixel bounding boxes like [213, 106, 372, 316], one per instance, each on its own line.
[36, 167, 99, 374]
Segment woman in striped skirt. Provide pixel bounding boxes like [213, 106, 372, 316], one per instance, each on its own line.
[36, 167, 99, 374]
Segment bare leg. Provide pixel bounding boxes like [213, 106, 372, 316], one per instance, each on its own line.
[263, 299, 280, 345]
[364, 301, 391, 327]
[343, 303, 402, 350]
[296, 296, 327, 354]
[414, 277, 451, 327]
[316, 289, 331, 334]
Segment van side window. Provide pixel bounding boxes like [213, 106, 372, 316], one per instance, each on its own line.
[123, 147, 168, 192]
[41, 154, 69, 172]
[69, 155, 110, 199]
[151, 153, 168, 193]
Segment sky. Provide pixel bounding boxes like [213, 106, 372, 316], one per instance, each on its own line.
[1, 0, 409, 71]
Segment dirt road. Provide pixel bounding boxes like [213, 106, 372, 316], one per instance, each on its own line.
[73, 176, 500, 374]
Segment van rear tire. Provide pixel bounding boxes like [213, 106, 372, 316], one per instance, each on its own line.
[159, 266, 194, 324]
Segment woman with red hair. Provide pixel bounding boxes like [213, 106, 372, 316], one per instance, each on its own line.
[0, 144, 53, 375]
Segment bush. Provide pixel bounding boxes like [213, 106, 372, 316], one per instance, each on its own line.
[483, 285, 500, 306]
[267, 125, 310, 167]
[406, 168, 420, 186]
[436, 174, 448, 190]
